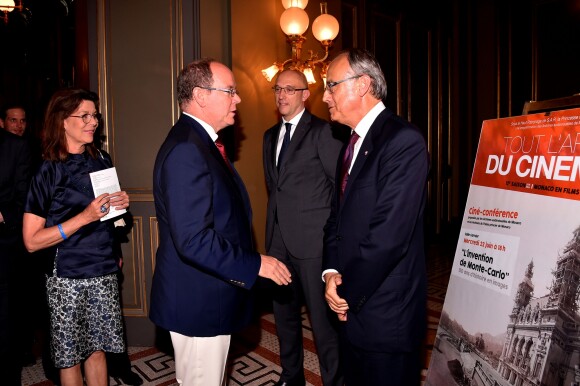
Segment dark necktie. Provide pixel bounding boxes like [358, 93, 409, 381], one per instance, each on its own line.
[340, 131, 360, 198]
[215, 138, 233, 173]
[277, 122, 292, 171]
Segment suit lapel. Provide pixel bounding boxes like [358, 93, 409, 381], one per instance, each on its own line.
[184, 115, 247, 204]
[341, 108, 393, 205]
[277, 111, 311, 175]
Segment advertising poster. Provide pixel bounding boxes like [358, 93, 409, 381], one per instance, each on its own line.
[425, 108, 580, 386]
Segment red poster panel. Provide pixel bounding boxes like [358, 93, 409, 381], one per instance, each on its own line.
[472, 109, 580, 200]
[425, 108, 580, 386]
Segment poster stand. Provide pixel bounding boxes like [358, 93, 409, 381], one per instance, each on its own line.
[425, 102, 580, 386]
[522, 94, 580, 115]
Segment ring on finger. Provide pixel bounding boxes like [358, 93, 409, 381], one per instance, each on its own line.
[100, 204, 107, 213]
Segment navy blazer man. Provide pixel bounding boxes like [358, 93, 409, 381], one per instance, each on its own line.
[150, 59, 291, 385]
[322, 49, 429, 385]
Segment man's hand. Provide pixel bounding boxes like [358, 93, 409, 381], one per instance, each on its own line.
[324, 272, 349, 321]
[259, 255, 292, 285]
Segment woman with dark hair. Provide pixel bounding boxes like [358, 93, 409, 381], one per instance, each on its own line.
[22, 88, 130, 386]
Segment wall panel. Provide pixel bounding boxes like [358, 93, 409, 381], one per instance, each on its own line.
[93, 0, 195, 346]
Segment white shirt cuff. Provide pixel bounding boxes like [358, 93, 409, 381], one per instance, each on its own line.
[321, 269, 339, 282]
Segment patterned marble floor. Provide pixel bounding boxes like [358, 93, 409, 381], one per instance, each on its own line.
[21, 243, 454, 386]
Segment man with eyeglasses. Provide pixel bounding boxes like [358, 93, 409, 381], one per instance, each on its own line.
[150, 58, 292, 386]
[263, 69, 344, 386]
[322, 48, 429, 385]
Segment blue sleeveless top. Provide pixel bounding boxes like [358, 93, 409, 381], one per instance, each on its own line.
[25, 151, 120, 279]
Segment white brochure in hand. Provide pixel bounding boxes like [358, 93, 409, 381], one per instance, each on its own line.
[89, 167, 127, 221]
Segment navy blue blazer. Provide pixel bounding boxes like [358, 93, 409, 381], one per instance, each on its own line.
[150, 114, 261, 337]
[323, 107, 429, 352]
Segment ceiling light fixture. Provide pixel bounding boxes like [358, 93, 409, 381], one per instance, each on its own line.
[0, 0, 22, 24]
[262, 0, 339, 86]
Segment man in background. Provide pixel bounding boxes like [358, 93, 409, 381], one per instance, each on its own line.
[0, 104, 27, 136]
[322, 48, 429, 385]
[1, 104, 42, 169]
[263, 69, 343, 386]
[0, 127, 32, 384]
[150, 58, 291, 385]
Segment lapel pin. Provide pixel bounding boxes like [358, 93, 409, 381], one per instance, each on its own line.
[364, 150, 369, 156]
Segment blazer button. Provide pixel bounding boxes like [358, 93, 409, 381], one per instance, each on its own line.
[277, 187, 281, 191]
[336, 236, 342, 241]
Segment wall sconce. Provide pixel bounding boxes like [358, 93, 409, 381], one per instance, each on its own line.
[0, 0, 22, 24]
[262, 0, 340, 85]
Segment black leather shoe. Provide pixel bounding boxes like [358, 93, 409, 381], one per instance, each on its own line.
[118, 369, 143, 386]
[274, 379, 306, 386]
[21, 351, 37, 367]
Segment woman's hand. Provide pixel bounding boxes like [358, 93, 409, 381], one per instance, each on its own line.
[109, 190, 130, 211]
[82, 191, 129, 224]
[83, 192, 112, 223]
[22, 191, 130, 253]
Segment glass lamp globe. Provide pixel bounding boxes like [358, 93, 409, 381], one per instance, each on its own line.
[0, 0, 15, 12]
[280, 7, 309, 36]
[312, 13, 340, 42]
[281, 0, 308, 9]
[262, 64, 281, 82]
[303, 67, 316, 84]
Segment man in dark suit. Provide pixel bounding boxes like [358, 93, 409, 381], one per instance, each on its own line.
[263, 69, 343, 386]
[0, 129, 32, 384]
[1, 103, 42, 372]
[322, 49, 429, 385]
[150, 58, 291, 386]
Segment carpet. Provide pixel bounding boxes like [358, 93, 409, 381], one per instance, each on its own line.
[21, 312, 319, 386]
[22, 249, 450, 386]
[22, 304, 445, 385]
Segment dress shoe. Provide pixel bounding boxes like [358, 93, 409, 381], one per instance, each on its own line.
[117, 369, 143, 386]
[274, 379, 306, 386]
[21, 351, 37, 367]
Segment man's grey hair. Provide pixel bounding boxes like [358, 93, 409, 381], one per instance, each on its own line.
[344, 48, 387, 100]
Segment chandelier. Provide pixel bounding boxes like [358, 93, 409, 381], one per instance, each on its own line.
[261, 0, 340, 85]
[0, 0, 22, 24]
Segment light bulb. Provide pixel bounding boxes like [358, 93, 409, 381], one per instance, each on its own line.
[281, 0, 308, 10]
[0, 0, 15, 12]
[303, 68, 316, 84]
[262, 64, 281, 82]
[280, 7, 309, 36]
[312, 13, 339, 42]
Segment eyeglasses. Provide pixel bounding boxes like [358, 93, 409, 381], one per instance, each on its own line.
[272, 86, 308, 95]
[69, 113, 102, 124]
[324, 75, 362, 94]
[197, 86, 239, 97]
